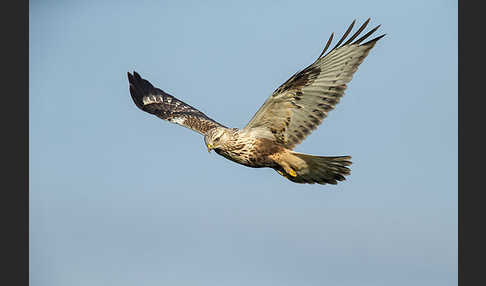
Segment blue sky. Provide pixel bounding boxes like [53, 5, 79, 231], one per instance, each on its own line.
[30, 0, 457, 285]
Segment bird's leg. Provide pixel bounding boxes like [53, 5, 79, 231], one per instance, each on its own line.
[279, 162, 297, 177]
[270, 153, 298, 178]
[285, 167, 297, 177]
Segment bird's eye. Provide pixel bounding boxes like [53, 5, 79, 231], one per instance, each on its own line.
[214, 137, 220, 142]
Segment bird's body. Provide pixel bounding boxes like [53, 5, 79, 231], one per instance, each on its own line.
[128, 19, 384, 185]
[202, 126, 352, 183]
[206, 128, 284, 168]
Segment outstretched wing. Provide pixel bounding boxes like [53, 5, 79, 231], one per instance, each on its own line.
[128, 71, 226, 135]
[243, 19, 385, 149]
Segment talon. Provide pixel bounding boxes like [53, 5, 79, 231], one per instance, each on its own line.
[277, 170, 285, 176]
[287, 168, 297, 177]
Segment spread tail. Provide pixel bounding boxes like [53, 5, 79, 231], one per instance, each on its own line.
[276, 152, 352, 185]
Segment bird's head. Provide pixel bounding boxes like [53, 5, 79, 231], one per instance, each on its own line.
[204, 127, 230, 153]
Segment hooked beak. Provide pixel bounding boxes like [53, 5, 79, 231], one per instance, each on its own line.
[207, 144, 214, 153]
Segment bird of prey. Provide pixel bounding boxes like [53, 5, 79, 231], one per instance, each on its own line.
[128, 19, 384, 185]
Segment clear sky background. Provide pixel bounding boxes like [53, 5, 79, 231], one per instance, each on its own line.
[30, 0, 457, 285]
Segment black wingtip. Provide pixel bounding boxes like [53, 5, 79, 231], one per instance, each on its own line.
[330, 19, 356, 51]
[127, 71, 153, 110]
[343, 18, 371, 46]
[127, 71, 139, 83]
[318, 18, 384, 59]
[134, 71, 142, 80]
[361, 33, 386, 46]
[318, 32, 334, 59]
[127, 71, 133, 84]
[353, 24, 382, 45]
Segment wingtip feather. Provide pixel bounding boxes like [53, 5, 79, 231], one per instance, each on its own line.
[319, 18, 384, 58]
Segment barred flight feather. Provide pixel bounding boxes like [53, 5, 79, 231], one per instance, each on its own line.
[128, 71, 225, 135]
[244, 18, 385, 149]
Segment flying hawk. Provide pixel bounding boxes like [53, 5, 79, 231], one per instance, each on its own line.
[128, 19, 384, 185]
